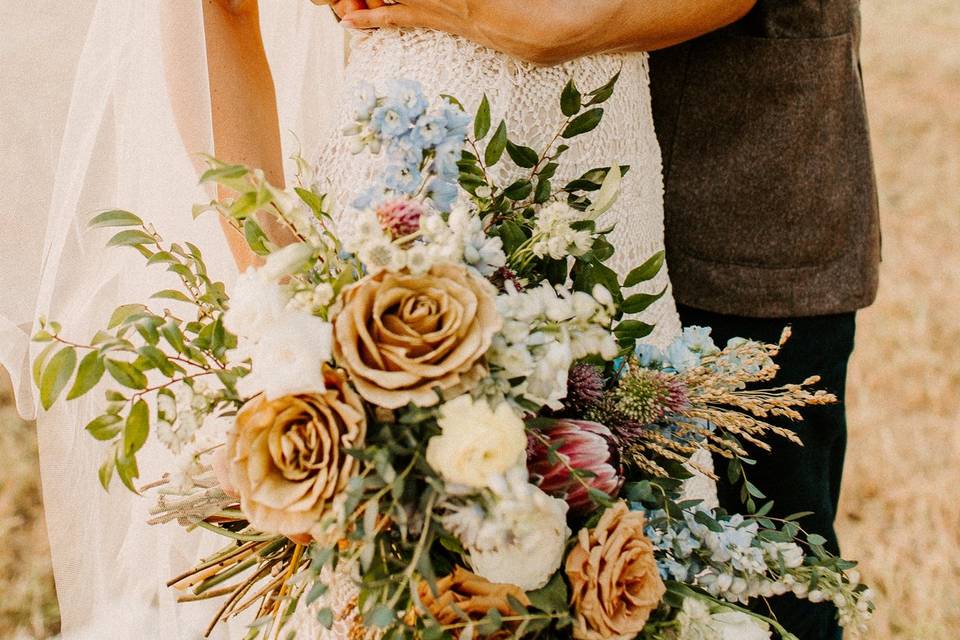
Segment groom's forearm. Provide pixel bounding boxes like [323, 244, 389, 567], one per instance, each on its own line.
[341, 0, 757, 66]
[531, 0, 758, 64]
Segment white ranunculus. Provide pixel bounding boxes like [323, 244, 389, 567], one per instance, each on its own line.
[709, 611, 772, 640]
[233, 311, 333, 400]
[467, 471, 570, 591]
[426, 395, 527, 488]
[224, 269, 289, 339]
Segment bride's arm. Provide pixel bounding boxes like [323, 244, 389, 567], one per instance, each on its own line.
[202, 0, 295, 269]
[341, 0, 756, 65]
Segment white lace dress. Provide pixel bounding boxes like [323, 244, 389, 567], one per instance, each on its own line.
[292, 28, 711, 639]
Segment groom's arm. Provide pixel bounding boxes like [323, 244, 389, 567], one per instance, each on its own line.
[341, 0, 757, 65]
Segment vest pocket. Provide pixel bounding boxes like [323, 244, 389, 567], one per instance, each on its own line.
[663, 33, 869, 269]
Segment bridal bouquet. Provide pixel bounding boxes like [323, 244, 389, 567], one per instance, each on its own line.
[33, 76, 873, 639]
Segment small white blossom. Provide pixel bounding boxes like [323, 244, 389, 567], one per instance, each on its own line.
[232, 311, 333, 400]
[223, 269, 288, 338]
[451, 468, 570, 591]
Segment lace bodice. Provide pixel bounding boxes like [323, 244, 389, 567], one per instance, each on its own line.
[314, 27, 682, 348]
[298, 27, 694, 639]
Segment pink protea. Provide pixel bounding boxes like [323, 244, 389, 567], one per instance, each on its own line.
[375, 197, 425, 239]
[527, 419, 623, 516]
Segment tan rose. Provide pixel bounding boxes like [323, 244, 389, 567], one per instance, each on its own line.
[566, 501, 665, 640]
[332, 263, 501, 408]
[226, 367, 366, 537]
[415, 566, 531, 639]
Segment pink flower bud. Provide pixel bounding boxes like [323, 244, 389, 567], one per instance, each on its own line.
[375, 197, 425, 239]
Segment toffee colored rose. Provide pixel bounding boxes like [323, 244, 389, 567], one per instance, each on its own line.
[332, 263, 501, 408]
[226, 367, 366, 537]
[415, 566, 531, 639]
[566, 501, 666, 640]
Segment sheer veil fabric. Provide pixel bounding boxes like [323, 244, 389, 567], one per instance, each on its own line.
[0, 2, 344, 637]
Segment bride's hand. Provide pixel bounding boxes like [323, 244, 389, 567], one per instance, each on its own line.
[339, 0, 607, 64]
[314, 0, 382, 20]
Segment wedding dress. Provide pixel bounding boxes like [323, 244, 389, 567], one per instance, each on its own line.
[1, 4, 712, 638]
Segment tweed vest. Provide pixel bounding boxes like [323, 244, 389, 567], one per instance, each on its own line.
[649, 0, 880, 318]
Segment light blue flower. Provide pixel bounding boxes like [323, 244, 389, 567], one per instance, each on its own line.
[680, 326, 719, 355]
[409, 112, 449, 148]
[370, 102, 414, 139]
[384, 79, 429, 119]
[433, 139, 463, 181]
[634, 343, 664, 368]
[665, 340, 702, 373]
[426, 177, 458, 211]
[383, 163, 422, 194]
[388, 137, 426, 169]
[439, 101, 472, 137]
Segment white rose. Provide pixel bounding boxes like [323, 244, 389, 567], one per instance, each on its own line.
[468, 473, 570, 591]
[259, 242, 315, 281]
[709, 611, 772, 640]
[233, 311, 333, 400]
[224, 269, 288, 338]
[426, 395, 527, 488]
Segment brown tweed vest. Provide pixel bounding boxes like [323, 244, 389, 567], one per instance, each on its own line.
[650, 0, 880, 318]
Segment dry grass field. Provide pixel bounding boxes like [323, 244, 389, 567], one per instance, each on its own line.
[1, 1, 957, 638]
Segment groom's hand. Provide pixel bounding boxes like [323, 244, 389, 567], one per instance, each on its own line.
[340, 0, 757, 65]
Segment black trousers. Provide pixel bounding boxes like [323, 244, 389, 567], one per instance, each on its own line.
[677, 304, 857, 640]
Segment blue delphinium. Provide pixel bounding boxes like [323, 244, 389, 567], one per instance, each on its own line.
[345, 79, 470, 213]
[383, 163, 422, 194]
[426, 177, 458, 211]
[659, 326, 721, 373]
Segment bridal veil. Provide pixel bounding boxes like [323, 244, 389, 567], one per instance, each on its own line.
[0, 1, 345, 636]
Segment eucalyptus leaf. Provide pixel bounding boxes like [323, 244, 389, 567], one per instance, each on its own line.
[98, 453, 116, 491]
[85, 414, 123, 441]
[243, 217, 271, 256]
[560, 79, 582, 116]
[152, 289, 193, 303]
[503, 180, 533, 201]
[107, 229, 155, 248]
[621, 287, 667, 314]
[295, 187, 328, 220]
[108, 304, 148, 330]
[199, 163, 248, 185]
[67, 350, 105, 400]
[32, 341, 57, 389]
[474, 94, 491, 139]
[561, 108, 604, 138]
[506, 141, 539, 168]
[115, 451, 140, 493]
[124, 399, 150, 457]
[614, 320, 655, 341]
[89, 209, 143, 229]
[586, 71, 621, 105]
[622, 251, 665, 287]
[534, 177, 552, 204]
[484, 121, 508, 166]
[105, 359, 148, 390]
[40, 347, 77, 410]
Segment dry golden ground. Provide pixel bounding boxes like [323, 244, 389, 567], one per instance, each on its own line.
[838, 2, 960, 639]
[0, 1, 957, 637]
